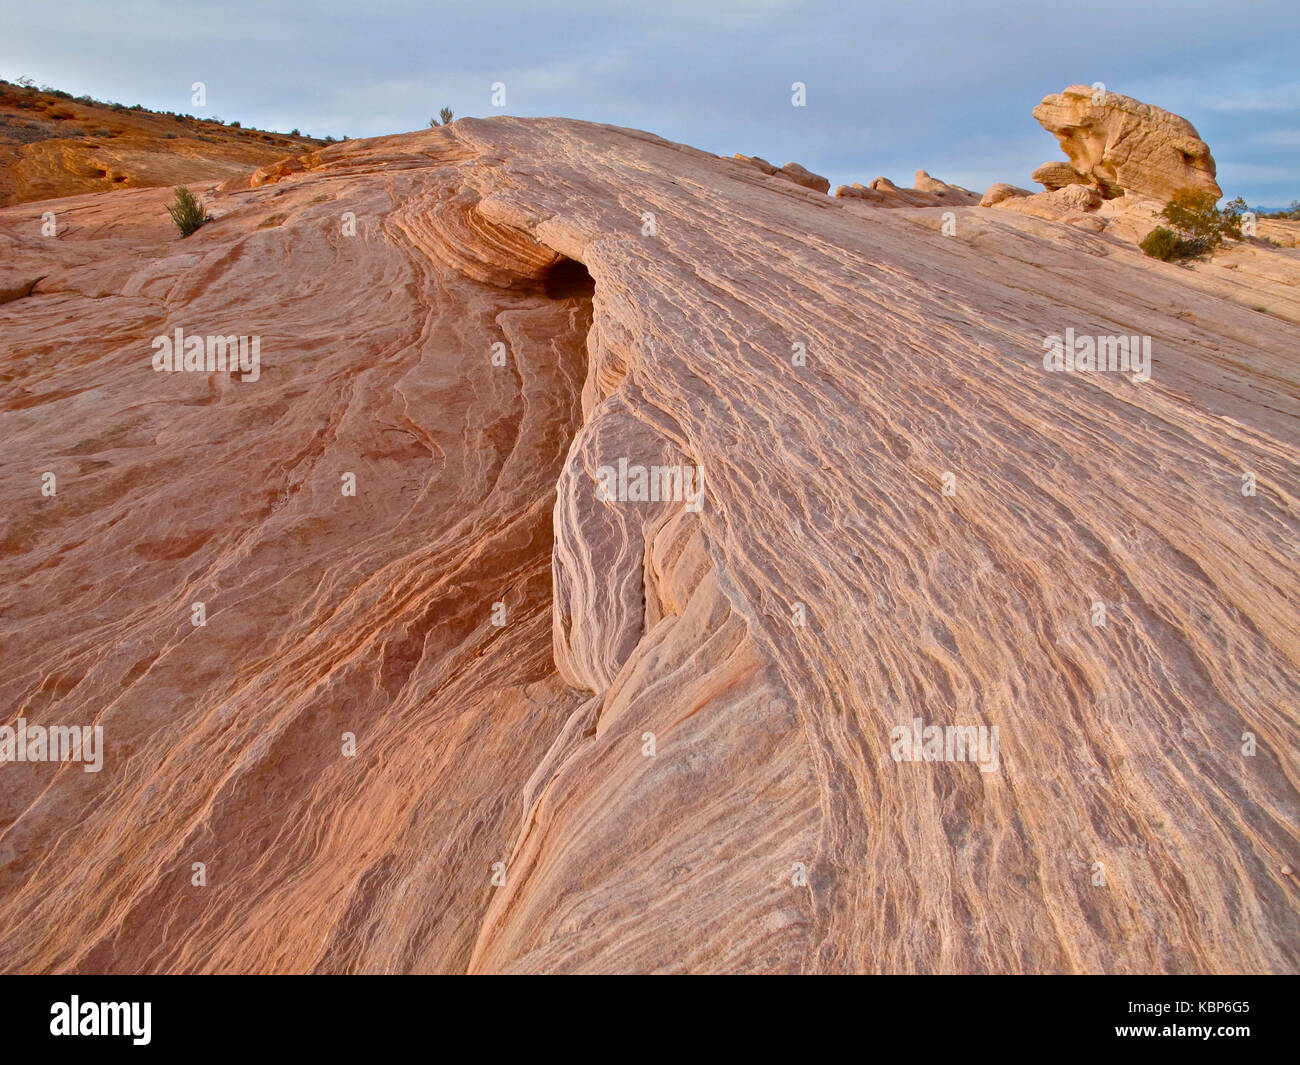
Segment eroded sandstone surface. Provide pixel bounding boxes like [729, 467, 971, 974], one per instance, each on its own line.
[0, 115, 1297, 973]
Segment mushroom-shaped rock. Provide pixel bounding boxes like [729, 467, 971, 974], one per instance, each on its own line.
[1032, 84, 1221, 201]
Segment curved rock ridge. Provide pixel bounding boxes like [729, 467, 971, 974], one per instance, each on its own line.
[0, 115, 1297, 974]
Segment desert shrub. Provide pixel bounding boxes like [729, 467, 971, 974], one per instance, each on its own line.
[229, 120, 240, 128]
[1142, 188, 1246, 262]
[167, 186, 209, 237]
[289, 127, 300, 136]
[1140, 227, 1192, 262]
[1163, 188, 1242, 246]
[162, 132, 178, 139]
[91, 128, 113, 137]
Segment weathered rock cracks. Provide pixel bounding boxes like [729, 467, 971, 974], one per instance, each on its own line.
[0, 112, 1297, 974]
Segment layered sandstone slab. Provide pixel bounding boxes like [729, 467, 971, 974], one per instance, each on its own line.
[1, 116, 1297, 974]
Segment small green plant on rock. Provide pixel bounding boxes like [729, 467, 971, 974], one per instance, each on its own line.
[1139, 226, 1188, 262]
[1141, 188, 1245, 263]
[167, 185, 209, 237]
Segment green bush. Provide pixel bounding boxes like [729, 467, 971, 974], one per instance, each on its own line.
[1140, 227, 1190, 261]
[1162, 188, 1242, 248]
[1141, 188, 1247, 262]
[167, 186, 209, 237]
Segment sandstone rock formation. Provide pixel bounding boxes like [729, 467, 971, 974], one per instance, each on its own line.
[979, 182, 1032, 207]
[1031, 84, 1221, 201]
[778, 161, 831, 193]
[734, 152, 779, 174]
[735, 154, 831, 193]
[1031, 161, 1089, 191]
[835, 172, 977, 208]
[0, 79, 323, 207]
[1, 115, 1297, 974]
[913, 170, 980, 203]
[989, 86, 1229, 241]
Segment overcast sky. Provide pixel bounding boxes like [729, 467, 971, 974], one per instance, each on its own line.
[3, 0, 1296, 205]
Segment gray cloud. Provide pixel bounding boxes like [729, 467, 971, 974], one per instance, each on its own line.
[2, 0, 1296, 204]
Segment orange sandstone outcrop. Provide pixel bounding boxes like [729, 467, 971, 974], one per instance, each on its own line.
[993, 86, 1227, 240]
[0, 80, 323, 208]
[734, 154, 831, 193]
[0, 115, 1297, 974]
[1032, 84, 1221, 201]
[836, 171, 977, 208]
[979, 182, 1033, 207]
